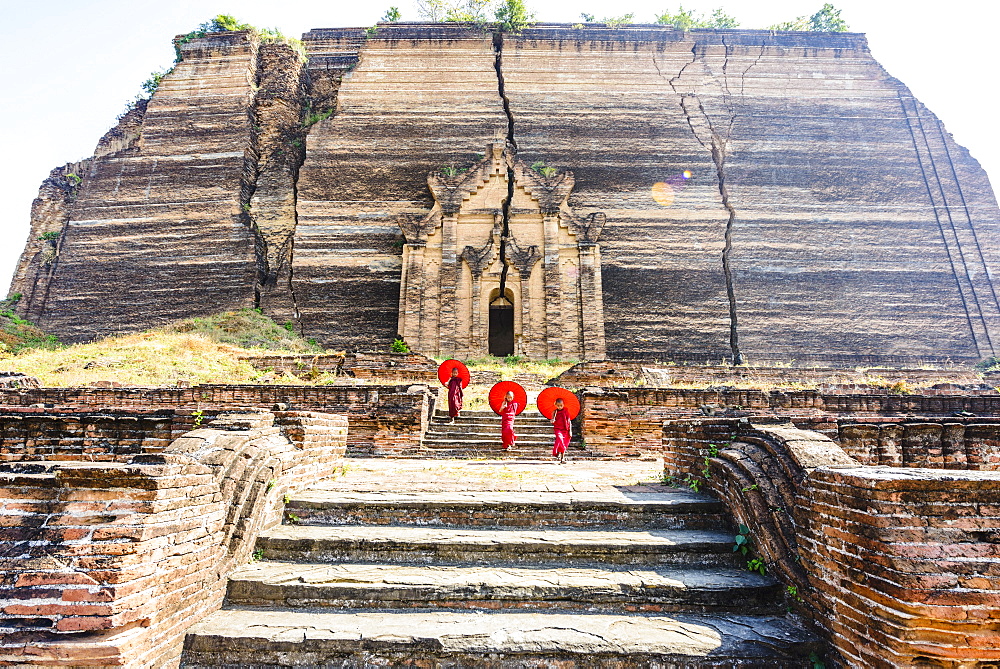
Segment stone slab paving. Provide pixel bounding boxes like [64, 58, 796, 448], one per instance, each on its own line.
[320, 458, 665, 493]
[184, 608, 821, 659]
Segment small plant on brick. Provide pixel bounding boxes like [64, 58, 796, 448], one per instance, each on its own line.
[785, 585, 804, 603]
[283, 493, 291, 504]
[265, 479, 276, 493]
[530, 161, 557, 178]
[675, 473, 702, 492]
[286, 512, 301, 524]
[390, 337, 410, 354]
[250, 548, 264, 562]
[746, 558, 766, 576]
[38, 231, 61, 241]
[733, 524, 751, 555]
[193, 410, 205, 427]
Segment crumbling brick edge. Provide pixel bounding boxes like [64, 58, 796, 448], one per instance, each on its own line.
[664, 417, 1000, 667]
[0, 410, 347, 667]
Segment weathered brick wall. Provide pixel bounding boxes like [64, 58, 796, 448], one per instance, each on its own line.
[0, 410, 347, 667]
[0, 409, 178, 462]
[0, 384, 434, 457]
[557, 360, 987, 389]
[581, 387, 1000, 456]
[800, 467, 1000, 668]
[835, 419, 1000, 470]
[662, 419, 1000, 667]
[240, 351, 439, 383]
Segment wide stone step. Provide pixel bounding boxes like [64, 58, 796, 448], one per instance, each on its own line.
[426, 425, 559, 436]
[226, 562, 782, 614]
[285, 491, 727, 529]
[256, 525, 741, 567]
[182, 608, 823, 667]
[421, 438, 578, 449]
[413, 448, 610, 460]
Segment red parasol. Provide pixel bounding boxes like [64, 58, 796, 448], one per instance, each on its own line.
[488, 381, 527, 416]
[537, 387, 580, 420]
[437, 359, 470, 388]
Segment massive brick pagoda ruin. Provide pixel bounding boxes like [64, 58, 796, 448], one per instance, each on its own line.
[10, 23, 1000, 364]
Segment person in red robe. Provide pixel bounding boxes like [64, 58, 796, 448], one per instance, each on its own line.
[550, 397, 571, 463]
[499, 390, 518, 450]
[447, 367, 463, 423]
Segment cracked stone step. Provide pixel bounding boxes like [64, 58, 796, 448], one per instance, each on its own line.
[181, 608, 823, 667]
[226, 561, 783, 614]
[285, 490, 726, 529]
[257, 525, 742, 567]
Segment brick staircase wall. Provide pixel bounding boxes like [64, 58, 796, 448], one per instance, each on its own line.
[662, 418, 1000, 667]
[0, 384, 434, 456]
[0, 410, 347, 667]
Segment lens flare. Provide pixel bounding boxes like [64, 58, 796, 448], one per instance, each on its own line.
[651, 170, 693, 207]
[651, 182, 675, 206]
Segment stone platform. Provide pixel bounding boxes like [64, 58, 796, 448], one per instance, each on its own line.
[181, 459, 823, 666]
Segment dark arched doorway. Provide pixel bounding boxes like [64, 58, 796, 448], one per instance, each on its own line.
[488, 292, 514, 357]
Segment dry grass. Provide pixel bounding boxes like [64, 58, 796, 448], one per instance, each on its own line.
[0, 309, 331, 387]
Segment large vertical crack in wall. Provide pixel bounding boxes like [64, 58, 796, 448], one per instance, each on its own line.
[657, 41, 763, 365]
[493, 32, 516, 305]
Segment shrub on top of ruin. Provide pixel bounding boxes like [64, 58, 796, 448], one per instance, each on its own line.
[382, 6, 402, 21]
[174, 15, 306, 63]
[768, 3, 848, 31]
[416, 0, 535, 32]
[580, 12, 634, 26]
[655, 6, 740, 30]
[390, 337, 411, 354]
[495, 0, 535, 33]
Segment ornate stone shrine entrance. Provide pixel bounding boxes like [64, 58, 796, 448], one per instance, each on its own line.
[397, 143, 606, 359]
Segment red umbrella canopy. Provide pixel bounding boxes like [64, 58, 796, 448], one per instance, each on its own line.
[488, 381, 527, 416]
[537, 387, 580, 420]
[438, 359, 470, 388]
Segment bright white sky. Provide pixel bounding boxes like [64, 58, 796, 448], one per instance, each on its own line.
[2, 0, 997, 293]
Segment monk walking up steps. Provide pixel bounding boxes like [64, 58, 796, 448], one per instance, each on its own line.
[500, 391, 518, 450]
[447, 369, 463, 423]
[551, 397, 572, 463]
[489, 381, 527, 453]
[438, 360, 470, 424]
[537, 387, 579, 464]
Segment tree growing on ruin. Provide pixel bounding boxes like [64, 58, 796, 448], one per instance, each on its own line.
[655, 6, 740, 30]
[382, 6, 402, 21]
[495, 0, 535, 33]
[769, 3, 849, 31]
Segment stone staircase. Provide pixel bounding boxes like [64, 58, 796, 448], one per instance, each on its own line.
[182, 487, 823, 666]
[421, 409, 593, 459]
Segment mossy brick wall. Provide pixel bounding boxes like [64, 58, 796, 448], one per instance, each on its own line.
[0, 411, 347, 667]
[0, 384, 434, 457]
[800, 467, 1000, 667]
